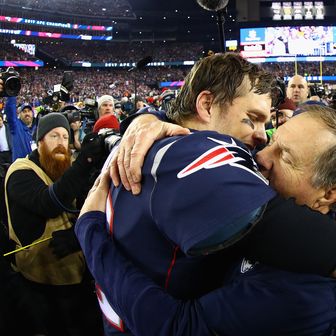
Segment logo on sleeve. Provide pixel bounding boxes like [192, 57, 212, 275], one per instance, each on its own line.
[177, 137, 268, 184]
[240, 258, 257, 273]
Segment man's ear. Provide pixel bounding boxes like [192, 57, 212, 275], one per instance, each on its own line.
[195, 90, 214, 123]
[312, 187, 336, 214]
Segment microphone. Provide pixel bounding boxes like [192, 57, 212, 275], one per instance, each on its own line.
[196, 0, 229, 11]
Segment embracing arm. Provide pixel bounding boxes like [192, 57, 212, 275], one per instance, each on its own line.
[75, 171, 336, 336]
[76, 210, 334, 336]
[110, 111, 190, 194]
[76, 211, 214, 336]
[75, 171, 213, 335]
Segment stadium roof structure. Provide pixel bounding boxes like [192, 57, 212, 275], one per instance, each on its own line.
[0, 0, 238, 47]
[127, 0, 238, 44]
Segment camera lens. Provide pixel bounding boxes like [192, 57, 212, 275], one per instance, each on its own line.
[5, 76, 21, 97]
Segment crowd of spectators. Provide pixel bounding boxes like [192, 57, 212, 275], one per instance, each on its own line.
[262, 61, 336, 78]
[5, 60, 336, 109]
[2, 38, 336, 117]
[38, 41, 204, 63]
[16, 66, 188, 107]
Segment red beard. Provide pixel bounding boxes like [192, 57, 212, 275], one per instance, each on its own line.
[39, 142, 71, 181]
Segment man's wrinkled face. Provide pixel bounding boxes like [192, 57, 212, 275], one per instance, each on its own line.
[256, 114, 335, 210]
[20, 108, 33, 126]
[210, 90, 272, 150]
[99, 101, 114, 117]
[38, 127, 71, 181]
[286, 76, 309, 106]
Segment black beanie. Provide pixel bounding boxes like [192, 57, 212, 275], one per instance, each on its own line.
[37, 113, 70, 142]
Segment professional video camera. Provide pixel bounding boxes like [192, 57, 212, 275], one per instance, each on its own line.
[97, 129, 121, 154]
[60, 105, 81, 124]
[80, 99, 99, 133]
[60, 98, 98, 133]
[310, 84, 325, 98]
[0, 67, 21, 97]
[43, 71, 74, 110]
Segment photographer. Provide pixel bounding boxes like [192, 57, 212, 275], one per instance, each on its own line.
[4, 112, 105, 335]
[60, 105, 85, 153]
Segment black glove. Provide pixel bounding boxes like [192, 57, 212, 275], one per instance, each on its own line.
[49, 227, 81, 259]
[76, 132, 105, 167]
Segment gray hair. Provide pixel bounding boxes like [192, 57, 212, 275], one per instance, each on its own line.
[299, 104, 336, 189]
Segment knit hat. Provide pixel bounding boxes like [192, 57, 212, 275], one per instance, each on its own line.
[37, 113, 70, 142]
[277, 97, 296, 111]
[97, 95, 114, 109]
[93, 114, 120, 133]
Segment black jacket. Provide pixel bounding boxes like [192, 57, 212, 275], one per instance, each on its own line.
[6, 149, 93, 245]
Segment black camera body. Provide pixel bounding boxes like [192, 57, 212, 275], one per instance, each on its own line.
[97, 129, 121, 154]
[310, 84, 325, 99]
[43, 71, 74, 109]
[0, 67, 21, 97]
[60, 106, 81, 124]
[79, 98, 98, 120]
[51, 84, 70, 103]
[59, 99, 98, 133]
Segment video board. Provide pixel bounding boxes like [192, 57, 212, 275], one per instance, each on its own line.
[0, 15, 113, 31]
[240, 26, 336, 58]
[0, 29, 113, 41]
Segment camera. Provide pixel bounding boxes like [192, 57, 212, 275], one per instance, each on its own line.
[59, 99, 98, 133]
[0, 67, 21, 97]
[51, 83, 70, 103]
[60, 105, 81, 124]
[97, 129, 121, 153]
[79, 98, 98, 120]
[310, 84, 325, 99]
[43, 71, 74, 109]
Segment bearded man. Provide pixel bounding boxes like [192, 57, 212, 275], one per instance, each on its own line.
[4, 113, 103, 336]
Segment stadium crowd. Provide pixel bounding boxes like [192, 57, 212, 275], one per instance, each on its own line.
[39, 41, 204, 63]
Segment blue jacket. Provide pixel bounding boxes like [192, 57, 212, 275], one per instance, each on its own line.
[5, 97, 36, 161]
[76, 211, 336, 336]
